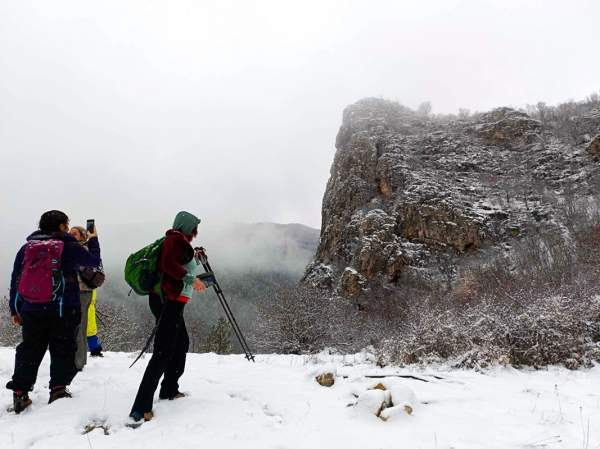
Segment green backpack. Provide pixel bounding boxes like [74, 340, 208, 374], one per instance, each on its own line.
[124, 237, 165, 295]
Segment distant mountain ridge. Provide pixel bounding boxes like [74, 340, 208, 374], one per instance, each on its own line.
[236, 222, 320, 257]
[214, 222, 320, 275]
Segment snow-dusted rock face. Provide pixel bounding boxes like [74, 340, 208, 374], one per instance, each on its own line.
[304, 98, 600, 299]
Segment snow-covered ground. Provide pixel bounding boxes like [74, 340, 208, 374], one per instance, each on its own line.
[0, 347, 599, 449]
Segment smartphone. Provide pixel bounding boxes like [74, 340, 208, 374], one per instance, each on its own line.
[86, 219, 95, 234]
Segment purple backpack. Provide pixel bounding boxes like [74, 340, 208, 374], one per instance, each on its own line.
[17, 240, 65, 303]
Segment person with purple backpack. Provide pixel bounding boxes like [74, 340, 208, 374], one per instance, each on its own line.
[6, 210, 102, 413]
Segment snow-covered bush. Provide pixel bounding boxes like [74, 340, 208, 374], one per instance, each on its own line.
[0, 297, 20, 347]
[95, 300, 155, 352]
[252, 286, 373, 354]
[373, 205, 600, 369]
[201, 317, 233, 354]
[376, 294, 600, 369]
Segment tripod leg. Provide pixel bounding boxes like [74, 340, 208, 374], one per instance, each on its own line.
[212, 287, 254, 361]
[129, 324, 158, 368]
[215, 290, 254, 361]
[198, 253, 255, 362]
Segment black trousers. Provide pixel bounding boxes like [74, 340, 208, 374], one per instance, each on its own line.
[7, 307, 81, 392]
[131, 294, 189, 414]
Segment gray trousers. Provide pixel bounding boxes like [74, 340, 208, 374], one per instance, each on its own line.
[75, 291, 93, 370]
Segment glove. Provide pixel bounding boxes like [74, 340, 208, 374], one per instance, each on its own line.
[183, 273, 196, 285]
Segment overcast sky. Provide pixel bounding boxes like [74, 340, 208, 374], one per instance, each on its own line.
[1, 0, 599, 276]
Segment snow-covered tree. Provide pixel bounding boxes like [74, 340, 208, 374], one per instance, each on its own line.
[202, 318, 232, 354]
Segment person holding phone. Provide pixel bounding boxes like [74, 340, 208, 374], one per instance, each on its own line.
[6, 211, 102, 413]
[69, 222, 102, 370]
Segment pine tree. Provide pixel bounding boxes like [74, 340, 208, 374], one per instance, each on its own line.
[202, 318, 233, 354]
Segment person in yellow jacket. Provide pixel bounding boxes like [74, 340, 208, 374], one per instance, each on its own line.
[87, 290, 103, 357]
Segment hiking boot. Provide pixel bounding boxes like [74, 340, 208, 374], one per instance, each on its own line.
[129, 410, 154, 422]
[90, 348, 104, 357]
[159, 390, 186, 400]
[13, 391, 32, 414]
[48, 386, 72, 404]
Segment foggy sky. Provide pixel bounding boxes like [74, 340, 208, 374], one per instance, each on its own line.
[1, 0, 599, 280]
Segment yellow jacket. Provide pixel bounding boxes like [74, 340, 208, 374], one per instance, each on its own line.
[87, 290, 98, 337]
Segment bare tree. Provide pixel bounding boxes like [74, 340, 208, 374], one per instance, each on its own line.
[458, 108, 470, 120]
[417, 101, 432, 117]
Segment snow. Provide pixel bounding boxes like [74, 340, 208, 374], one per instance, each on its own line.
[1, 347, 599, 449]
[344, 267, 359, 275]
[355, 388, 388, 416]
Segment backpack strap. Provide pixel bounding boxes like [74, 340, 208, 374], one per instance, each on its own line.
[58, 273, 65, 317]
[13, 292, 21, 318]
[13, 255, 24, 316]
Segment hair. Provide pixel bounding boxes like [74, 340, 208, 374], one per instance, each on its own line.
[70, 226, 88, 242]
[39, 210, 69, 233]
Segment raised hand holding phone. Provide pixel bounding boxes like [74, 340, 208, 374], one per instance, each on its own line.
[86, 219, 98, 238]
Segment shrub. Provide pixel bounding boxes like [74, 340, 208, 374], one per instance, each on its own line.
[201, 318, 233, 354]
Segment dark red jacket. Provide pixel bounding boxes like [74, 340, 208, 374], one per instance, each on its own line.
[157, 229, 194, 301]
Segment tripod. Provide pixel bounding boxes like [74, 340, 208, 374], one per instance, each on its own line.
[195, 247, 255, 362]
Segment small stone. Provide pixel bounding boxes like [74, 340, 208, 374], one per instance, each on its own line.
[315, 372, 335, 387]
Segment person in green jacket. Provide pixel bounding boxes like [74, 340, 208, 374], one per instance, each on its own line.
[130, 211, 207, 423]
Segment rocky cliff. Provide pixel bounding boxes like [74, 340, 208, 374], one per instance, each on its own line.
[304, 98, 600, 300]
